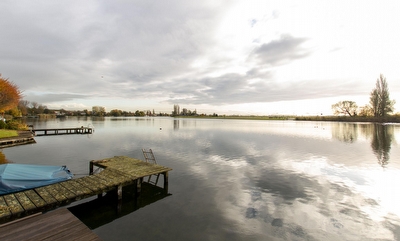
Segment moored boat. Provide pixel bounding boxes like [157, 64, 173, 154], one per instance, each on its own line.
[0, 163, 73, 195]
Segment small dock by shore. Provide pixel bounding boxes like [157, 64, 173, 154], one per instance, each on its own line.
[0, 131, 36, 148]
[0, 156, 172, 224]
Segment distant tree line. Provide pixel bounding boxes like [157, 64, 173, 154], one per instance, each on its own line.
[332, 74, 396, 117]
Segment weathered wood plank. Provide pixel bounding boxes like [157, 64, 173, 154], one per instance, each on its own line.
[24, 190, 47, 209]
[37, 185, 68, 204]
[0, 196, 11, 220]
[76, 175, 107, 192]
[34, 187, 58, 206]
[3, 194, 24, 216]
[52, 182, 76, 200]
[96, 169, 133, 186]
[60, 179, 92, 198]
[14, 192, 36, 213]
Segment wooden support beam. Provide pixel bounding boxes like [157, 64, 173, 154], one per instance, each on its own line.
[163, 172, 169, 193]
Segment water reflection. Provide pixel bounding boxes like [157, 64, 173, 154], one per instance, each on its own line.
[332, 123, 396, 166]
[331, 123, 358, 143]
[174, 119, 179, 130]
[69, 182, 171, 229]
[0, 151, 9, 164]
[3, 118, 400, 240]
[370, 124, 394, 167]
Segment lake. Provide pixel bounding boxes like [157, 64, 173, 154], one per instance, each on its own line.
[2, 117, 400, 240]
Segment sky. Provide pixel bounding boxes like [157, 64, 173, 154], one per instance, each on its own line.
[1, 0, 400, 115]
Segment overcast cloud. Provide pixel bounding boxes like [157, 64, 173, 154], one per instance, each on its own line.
[1, 0, 400, 114]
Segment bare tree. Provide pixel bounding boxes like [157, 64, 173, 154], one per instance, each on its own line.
[18, 100, 30, 116]
[332, 101, 358, 117]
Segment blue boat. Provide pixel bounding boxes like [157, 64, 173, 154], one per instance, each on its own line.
[0, 163, 73, 195]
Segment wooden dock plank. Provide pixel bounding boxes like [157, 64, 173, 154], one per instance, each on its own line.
[3, 194, 24, 216]
[52, 182, 77, 200]
[95, 168, 134, 186]
[34, 187, 58, 206]
[0, 197, 11, 220]
[24, 190, 47, 209]
[60, 179, 92, 199]
[76, 175, 107, 193]
[41, 184, 70, 204]
[14, 192, 36, 213]
[0, 208, 101, 241]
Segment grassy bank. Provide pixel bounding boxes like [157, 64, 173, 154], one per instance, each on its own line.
[175, 115, 290, 120]
[0, 130, 18, 138]
[175, 115, 400, 123]
[295, 115, 400, 123]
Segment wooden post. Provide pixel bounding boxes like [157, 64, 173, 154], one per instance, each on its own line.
[117, 185, 122, 200]
[136, 178, 143, 196]
[163, 172, 169, 193]
[117, 185, 123, 213]
[89, 160, 94, 175]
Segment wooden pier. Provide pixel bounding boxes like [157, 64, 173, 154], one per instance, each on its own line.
[0, 208, 101, 241]
[0, 156, 172, 224]
[32, 126, 93, 136]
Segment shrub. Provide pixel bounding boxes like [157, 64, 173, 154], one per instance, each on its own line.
[4, 120, 28, 130]
[0, 120, 6, 129]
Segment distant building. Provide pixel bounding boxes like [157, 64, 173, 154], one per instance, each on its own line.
[173, 105, 180, 116]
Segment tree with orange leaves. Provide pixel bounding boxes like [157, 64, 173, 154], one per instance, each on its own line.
[0, 74, 22, 117]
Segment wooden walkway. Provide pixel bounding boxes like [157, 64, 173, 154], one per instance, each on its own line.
[32, 127, 93, 136]
[0, 156, 172, 224]
[0, 208, 101, 241]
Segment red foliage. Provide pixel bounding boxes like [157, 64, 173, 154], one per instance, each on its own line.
[0, 74, 22, 114]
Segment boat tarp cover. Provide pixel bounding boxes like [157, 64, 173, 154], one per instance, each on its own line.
[0, 163, 73, 195]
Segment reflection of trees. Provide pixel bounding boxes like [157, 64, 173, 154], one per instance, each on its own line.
[331, 123, 358, 143]
[333, 123, 395, 167]
[370, 124, 393, 167]
[0, 151, 9, 164]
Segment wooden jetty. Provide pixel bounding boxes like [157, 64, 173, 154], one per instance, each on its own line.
[0, 156, 172, 224]
[0, 133, 36, 148]
[32, 126, 93, 136]
[0, 208, 101, 241]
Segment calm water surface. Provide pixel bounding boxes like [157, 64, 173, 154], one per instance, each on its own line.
[2, 117, 400, 240]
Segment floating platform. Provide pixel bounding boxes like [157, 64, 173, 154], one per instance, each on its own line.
[32, 127, 93, 136]
[0, 156, 172, 224]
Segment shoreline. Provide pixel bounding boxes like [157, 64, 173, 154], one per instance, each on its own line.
[0, 131, 36, 148]
[174, 115, 400, 123]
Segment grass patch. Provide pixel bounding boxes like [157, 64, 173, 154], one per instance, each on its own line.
[0, 129, 18, 138]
